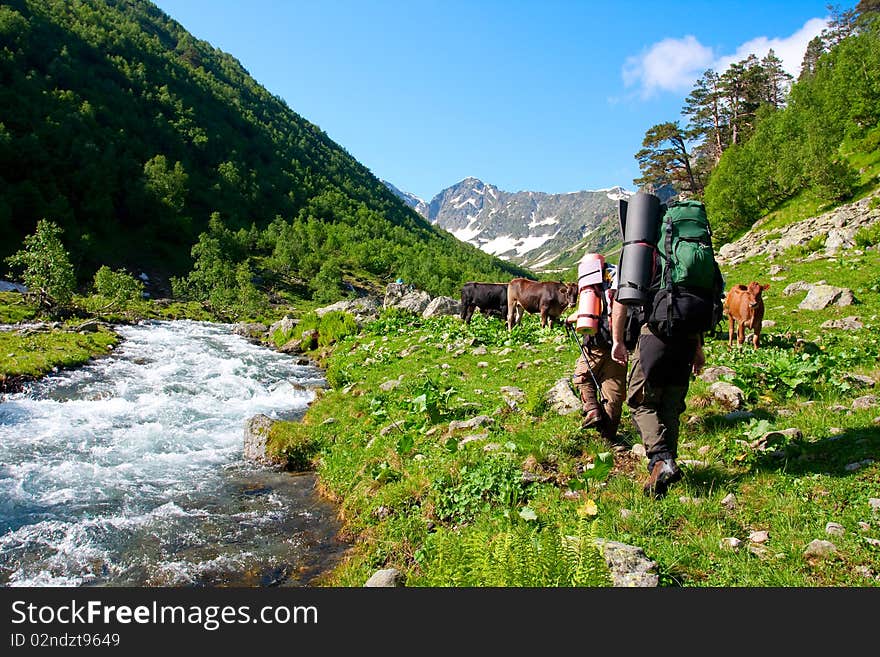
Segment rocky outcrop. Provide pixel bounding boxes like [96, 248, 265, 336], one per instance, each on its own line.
[716, 189, 880, 266]
[315, 296, 382, 324]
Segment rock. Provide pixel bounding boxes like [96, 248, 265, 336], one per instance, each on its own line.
[448, 415, 493, 434]
[845, 459, 874, 472]
[724, 410, 755, 422]
[379, 378, 402, 392]
[278, 338, 304, 354]
[458, 432, 490, 447]
[546, 378, 581, 416]
[268, 316, 297, 338]
[803, 539, 837, 559]
[852, 395, 878, 410]
[699, 365, 736, 383]
[843, 373, 875, 388]
[821, 316, 864, 330]
[752, 428, 802, 450]
[709, 382, 745, 409]
[721, 493, 737, 509]
[300, 329, 319, 350]
[620, 509, 633, 519]
[471, 346, 488, 356]
[385, 287, 432, 315]
[500, 386, 525, 409]
[870, 498, 880, 512]
[364, 568, 405, 587]
[316, 296, 381, 323]
[477, 361, 489, 368]
[825, 522, 845, 536]
[631, 443, 647, 458]
[75, 320, 100, 333]
[232, 322, 267, 340]
[380, 421, 405, 436]
[720, 537, 742, 551]
[798, 285, 855, 310]
[243, 414, 282, 467]
[749, 530, 770, 544]
[783, 281, 812, 296]
[422, 296, 460, 318]
[594, 539, 659, 587]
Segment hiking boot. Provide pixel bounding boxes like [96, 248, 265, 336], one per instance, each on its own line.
[582, 407, 603, 429]
[643, 459, 682, 498]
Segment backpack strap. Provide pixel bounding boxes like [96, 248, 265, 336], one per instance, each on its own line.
[663, 211, 674, 337]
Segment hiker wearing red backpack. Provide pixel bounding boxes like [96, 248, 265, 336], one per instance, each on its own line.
[612, 192, 724, 498]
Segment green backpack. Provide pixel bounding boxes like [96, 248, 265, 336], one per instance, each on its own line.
[648, 200, 724, 337]
[658, 200, 717, 289]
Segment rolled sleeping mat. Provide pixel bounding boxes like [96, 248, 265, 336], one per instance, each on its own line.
[575, 286, 601, 334]
[617, 191, 661, 306]
[577, 252, 605, 290]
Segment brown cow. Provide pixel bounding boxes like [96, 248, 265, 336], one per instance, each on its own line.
[506, 278, 578, 331]
[724, 281, 770, 348]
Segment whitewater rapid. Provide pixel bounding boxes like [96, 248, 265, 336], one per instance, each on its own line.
[0, 320, 344, 587]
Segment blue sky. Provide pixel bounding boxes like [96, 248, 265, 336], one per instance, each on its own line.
[151, 1, 831, 201]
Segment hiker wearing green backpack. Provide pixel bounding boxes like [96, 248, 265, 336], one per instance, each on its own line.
[611, 195, 724, 498]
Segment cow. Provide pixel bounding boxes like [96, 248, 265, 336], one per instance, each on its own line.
[724, 281, 770, 348]
[506, 278, 578, 331]
[460, 282, 508, 324]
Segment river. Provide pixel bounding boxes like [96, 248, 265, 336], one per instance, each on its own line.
[0, 320, 348, 587]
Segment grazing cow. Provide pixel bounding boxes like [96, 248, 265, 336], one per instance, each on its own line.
[460, 282, 508, 324]
[724, 281, 770, 348]
[506, 278, 578, 331]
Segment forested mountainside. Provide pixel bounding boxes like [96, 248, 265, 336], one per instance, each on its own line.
[0, 0, 528, 302]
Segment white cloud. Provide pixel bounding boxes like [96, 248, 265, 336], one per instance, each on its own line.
[622, 17, 828, 98]
[713, 17, 828, 77]
[623, 35, 714, 97]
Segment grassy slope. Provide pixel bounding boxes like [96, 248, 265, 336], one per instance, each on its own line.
[274, 235, 880, 587]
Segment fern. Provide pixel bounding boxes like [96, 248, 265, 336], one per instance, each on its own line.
[412, 519, 612, 587]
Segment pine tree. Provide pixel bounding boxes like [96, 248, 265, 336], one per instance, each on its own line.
[760, 49, 793, 108]
[799, 35, 825, 80]
[633, 122, 702, 195]
[682, 69, 727, 163]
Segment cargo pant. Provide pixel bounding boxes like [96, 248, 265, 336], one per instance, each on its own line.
[572, 345, 627, 441]
[626, 327, 689, 464]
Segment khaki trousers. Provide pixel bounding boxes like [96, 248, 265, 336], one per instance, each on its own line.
[573, 345, 627, 439]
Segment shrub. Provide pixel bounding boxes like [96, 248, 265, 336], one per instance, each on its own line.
[92, 266, 144, 307]
[4, 219, 76, 308]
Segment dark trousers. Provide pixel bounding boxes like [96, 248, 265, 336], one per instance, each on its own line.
[626, 333, 689, 461]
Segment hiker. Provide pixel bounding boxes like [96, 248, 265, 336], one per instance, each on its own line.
[569, 261, 635, 451]
[611, 194, 723, 498]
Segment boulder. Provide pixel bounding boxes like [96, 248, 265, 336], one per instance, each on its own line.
[422, 296, 461, 318]
[268, 316, 298, 339]
[364, 568, 405, 587]
[546, 378, 581, 415]
[243, 414, 282, 468]
[709, 382, 745, 409]
[798, 285, 856, 310]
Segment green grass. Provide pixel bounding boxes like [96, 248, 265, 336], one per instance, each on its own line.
[0, 327, 119, 380]
[0, 292, 38, 324]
